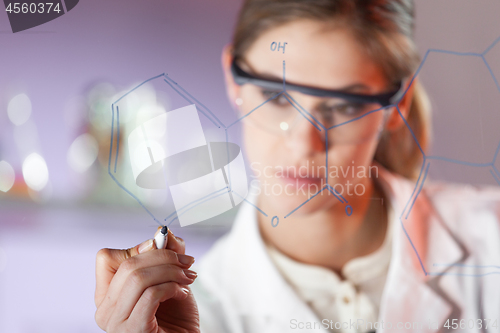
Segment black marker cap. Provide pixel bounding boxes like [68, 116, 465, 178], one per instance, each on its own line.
[161, 225, 169, 235]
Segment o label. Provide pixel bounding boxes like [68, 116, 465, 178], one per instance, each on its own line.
[271, 216, 279, 227]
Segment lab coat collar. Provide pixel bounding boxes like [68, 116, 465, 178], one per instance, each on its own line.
[228, 187, 326, 329]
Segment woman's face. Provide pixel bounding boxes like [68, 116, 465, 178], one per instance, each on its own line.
[229, 20, 395, 216]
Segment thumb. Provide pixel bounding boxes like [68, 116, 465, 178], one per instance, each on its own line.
[94, 238, 156, 307]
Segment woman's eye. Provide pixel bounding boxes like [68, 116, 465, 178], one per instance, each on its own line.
[328, 103, 366, 116]
[261, 90, 288, 106]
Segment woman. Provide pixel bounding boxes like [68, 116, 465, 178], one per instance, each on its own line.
[94, 1, 500, 332]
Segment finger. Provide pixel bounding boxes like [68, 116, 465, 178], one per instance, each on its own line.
[98, 249, 194, 316]
[95, 245, 140, 307]
[94, 239, 154, 307]
[111, 264, 197, 322]
[127, 283, 189, 329]
[95, 227, 189, 307]
[111, 249, 194, 293]
[158, 226, 186, 255]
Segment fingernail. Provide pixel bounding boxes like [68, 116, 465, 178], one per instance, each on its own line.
[177, 254, 195, 265]
[181, 287, 189, 294]
[183, 269, 197, 279]
[138, 239, 154, 254]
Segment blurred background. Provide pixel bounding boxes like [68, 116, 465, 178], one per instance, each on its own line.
[1, 0, 500, 331]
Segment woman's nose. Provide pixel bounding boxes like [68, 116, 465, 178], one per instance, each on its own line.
[284, 111, 325, 159]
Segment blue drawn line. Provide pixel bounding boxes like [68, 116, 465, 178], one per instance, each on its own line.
[113, 73, 165, 105]
[395, 105, 425, 156]
[232, 189, 268, 217]
[405, 162, 430, 220]
[108, 105, 115, 173]
[108, 172, 162, 225]
[166, 217, 178, 226]
[426, 156, 492, 167]
[162, 79, 220, 128]
[164, 210, 177, 221]
[396, 49, 431, 106]
[108, 105, 161, 225]
[482, 35, 500, 55]
[165, 187, 229, 221]
[227, 92, 284, 129]
[283, 94, 323, 132]
[284, 186, 328, 218]
[493, 141, 500, 164]
[327, 184, 347, 203]
[336, 190, 347, 203]
[325, 131, 328, 181]
[493, 166, 500, 179]
[427, 49, 482, 57]
[433, 263, 500, 270]
[481, 56, 500, 95]
[283, 60, 286, 92]
[163, 74, 226, 128]
[399, 216, 427, 275]
[490, 169, 500, 186]
[284, 92, 325, 130]
[401, 159, 427, 218]
[166, 190, 230, 226]
[327, 106, 388, 130]
[427, 272, 500, 277]
[114, 106, 120, 173]
[396, 49, 484, 106]
[325, 184, 345, 203]
[407, 50, 428, 101]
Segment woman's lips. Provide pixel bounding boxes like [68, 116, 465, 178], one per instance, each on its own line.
[279, 175, 324, 187]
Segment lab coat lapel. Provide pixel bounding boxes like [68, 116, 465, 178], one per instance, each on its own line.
[229, 192, 328, 332]
[376, 166, 465, 332]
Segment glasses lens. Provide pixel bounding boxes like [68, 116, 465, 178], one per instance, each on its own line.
[311, 96, 390, 144]
[239, 86, 300, 135]
[239, 87, 390, 144]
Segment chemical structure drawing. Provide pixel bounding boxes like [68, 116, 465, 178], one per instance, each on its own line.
[109, 75, 250, 228]
[108, 35, 500, 277]
[396, 36, 500, 277]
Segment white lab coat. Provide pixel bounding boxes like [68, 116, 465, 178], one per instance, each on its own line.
[190, 166, 500, 333]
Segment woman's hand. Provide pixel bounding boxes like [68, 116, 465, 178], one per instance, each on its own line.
[95, 228, 200, 333]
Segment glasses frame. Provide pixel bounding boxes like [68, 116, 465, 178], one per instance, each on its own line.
[231, 58, 405, 107]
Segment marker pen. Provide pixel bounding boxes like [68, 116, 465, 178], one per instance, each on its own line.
[154, 225, 169, 249]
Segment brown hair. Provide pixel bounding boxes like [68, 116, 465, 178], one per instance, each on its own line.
[231, 0, 431, 179]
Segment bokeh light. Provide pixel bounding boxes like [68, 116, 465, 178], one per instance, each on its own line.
[22, 153, 49, 191]
[7, 93, 32, 126]
[67, 133, 99, 173]
[0, 161, 15, 192]
[280, 121, 289, 131]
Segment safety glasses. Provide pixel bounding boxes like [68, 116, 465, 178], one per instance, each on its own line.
[231, 58, 405, 144]
[231, 59, 404, 107]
